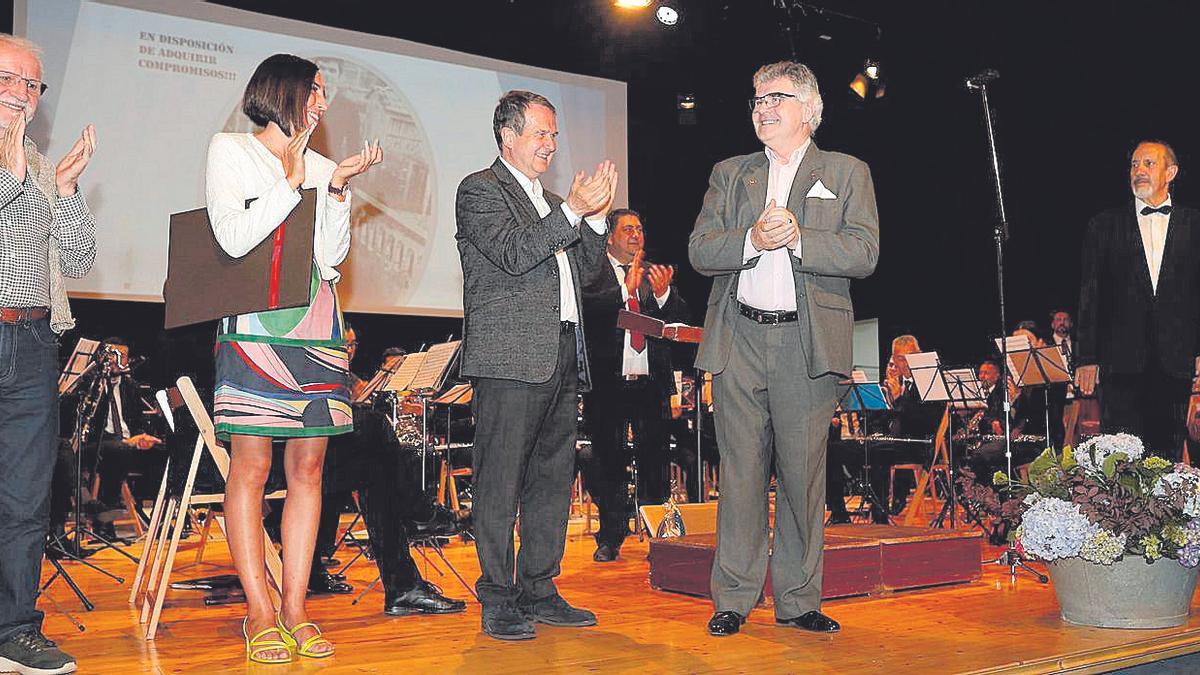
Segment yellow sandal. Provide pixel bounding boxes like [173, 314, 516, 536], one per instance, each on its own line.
[242, 618, 292, 664]
[276, 615, 334, 659]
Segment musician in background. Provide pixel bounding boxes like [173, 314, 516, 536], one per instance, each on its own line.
[298, 327, 467, 614]
[966, 356, 1045, 485]
[872, 335, 942, 522]
[580, 208, 688, 563]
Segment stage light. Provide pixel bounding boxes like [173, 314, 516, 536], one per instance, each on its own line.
[656, 3, 680, 26]
[614, 0, 653, 8]
[677, 93, 696, 110]
[850, 59, 885, 101]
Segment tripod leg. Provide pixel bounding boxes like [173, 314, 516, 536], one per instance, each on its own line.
[351, 576, 383, 605]
[42, 556, 95, 612]
[426, 538, 479, 601]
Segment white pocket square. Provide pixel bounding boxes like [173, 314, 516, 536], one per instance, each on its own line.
[805, 179, 837, 200]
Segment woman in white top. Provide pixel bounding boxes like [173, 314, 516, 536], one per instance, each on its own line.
[205, 53, 380, 664]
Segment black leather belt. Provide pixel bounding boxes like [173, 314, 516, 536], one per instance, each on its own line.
[737, 302, 797, 325]
[560, 320, 577, 334]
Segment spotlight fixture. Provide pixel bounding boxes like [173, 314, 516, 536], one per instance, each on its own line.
[677, 93, 696, 111]
[614, 0, 653, 8]
[849, 59, 885, 101]
[676, 93, 697, 125]
[656, 3, 680, 26]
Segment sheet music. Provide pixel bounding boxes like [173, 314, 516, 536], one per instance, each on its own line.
[944, 367, 987, 409]
[907, 351, 952, 402]
[356, 353, 406, 403]
[58, 338, 100, 395]
[433, 383, 473, 405]
[411, 340, 461, 391]
[994, 335, 1070, 386]
[385, 352, 427, 392]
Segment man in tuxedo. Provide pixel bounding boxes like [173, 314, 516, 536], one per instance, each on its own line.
[688, 61, 879, 637]
[455, 90, 616, 641]
[1076, 141, 1200, 461]
[579, 208, 689, 562]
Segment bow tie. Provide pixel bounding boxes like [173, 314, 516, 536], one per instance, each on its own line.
[1140, 204, 1172, 216]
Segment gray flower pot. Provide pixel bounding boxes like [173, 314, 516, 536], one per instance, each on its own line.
[1046, 556, 1200, 628]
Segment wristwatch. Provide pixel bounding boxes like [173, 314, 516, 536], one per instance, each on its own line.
[327, 182, 348, 197]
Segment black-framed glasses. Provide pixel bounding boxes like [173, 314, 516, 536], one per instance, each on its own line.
[748, 92, 798, 113]
[0, 70, 47, 96]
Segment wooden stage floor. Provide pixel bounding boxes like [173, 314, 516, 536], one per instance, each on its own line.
[34, 526, 1200, 674]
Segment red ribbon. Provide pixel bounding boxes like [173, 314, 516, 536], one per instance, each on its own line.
[267, 220, 287, 309]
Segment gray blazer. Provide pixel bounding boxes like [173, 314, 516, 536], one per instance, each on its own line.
[455, 158, 607, 386]
[688, 143, 880, 378]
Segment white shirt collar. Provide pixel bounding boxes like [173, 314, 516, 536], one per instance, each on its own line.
[764, 138, 811, 166]
[1135, 195, 1172, 216]
[498, 156, 542, 197]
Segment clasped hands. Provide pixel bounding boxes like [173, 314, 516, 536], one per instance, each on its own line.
[565, 160, 618, 219]
[623, 249, 673, 298]
[750, 198, 799, 252]
[0, 113, 97, 196]
[123, 433, 163, 451]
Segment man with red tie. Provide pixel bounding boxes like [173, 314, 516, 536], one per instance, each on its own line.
[580, 209, 688, 562]
[1076, 140, 1200, 461]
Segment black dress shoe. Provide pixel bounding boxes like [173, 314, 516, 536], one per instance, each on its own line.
[826, 511, 852, 525]
[481, 603, 536, 641]
[707, 611, 745, 637]
[593, 543, 619, 562]
[384, 580, 467, 616]
[308, 570, 353, 595]
[519, 594, 596, 627]
[777, 610, 840, 633]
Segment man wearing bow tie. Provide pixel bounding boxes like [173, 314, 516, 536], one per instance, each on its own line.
[689, 61, 879, 637]
[1076, 140, 1200, 461]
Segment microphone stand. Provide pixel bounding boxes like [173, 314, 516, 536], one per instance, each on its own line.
[966, 71, 1047, 584]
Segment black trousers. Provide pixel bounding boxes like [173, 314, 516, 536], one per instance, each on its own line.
[1101, 363, 1191, 462]
[471, 329, 578, 606]
[581, 376, 670, 547]
[299, 405, 431, 595]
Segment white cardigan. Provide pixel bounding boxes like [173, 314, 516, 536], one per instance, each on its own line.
[205, 132, 351, 282]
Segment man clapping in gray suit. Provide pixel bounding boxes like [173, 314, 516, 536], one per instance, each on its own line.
[688, 61, 879, 637]
[455, 90, 617, 641]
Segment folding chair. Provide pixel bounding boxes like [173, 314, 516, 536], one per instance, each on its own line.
[128, 376, 286, 640]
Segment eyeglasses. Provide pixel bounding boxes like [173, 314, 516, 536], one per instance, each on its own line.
[0, 70, 47, 96]
[748, 92, 798, 113]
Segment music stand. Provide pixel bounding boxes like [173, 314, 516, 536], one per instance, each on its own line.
[835, 374, 890, 522]
[934, 366, 987, 528]
[408, 340, 462, 492]
[995, 335, 1072, 448]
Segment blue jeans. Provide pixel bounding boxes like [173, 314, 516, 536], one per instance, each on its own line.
[0, 317, 59, 641]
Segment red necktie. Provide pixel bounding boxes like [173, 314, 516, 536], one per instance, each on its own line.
[621, 265, 646, 353]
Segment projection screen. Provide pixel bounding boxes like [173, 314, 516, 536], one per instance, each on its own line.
[17, 0, 629, 316]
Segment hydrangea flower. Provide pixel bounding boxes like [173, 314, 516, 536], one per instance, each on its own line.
[1074, 433, 1144, 473]
[1079, 529, 1127, 565]
[1153, 471, 1200, 517]
[1141, 534, 1162, 561]
[1179, 520, 1200, 568]
[1017, 497, 1100, 561]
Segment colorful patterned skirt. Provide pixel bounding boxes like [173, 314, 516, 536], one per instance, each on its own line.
[213, 264, 352, 440]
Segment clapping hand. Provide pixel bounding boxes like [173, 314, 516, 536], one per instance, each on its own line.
[624, 249, 644, 297]
[1, 111, 26, 183]
[55, 124, 97, 197]
[566, 160, 618, 218]
[331, 139, 383, 193]
[283, 123, 318, 190]
[648, 263, 673, 298]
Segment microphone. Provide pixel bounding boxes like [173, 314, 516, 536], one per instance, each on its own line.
[965, 69, 1000, 90]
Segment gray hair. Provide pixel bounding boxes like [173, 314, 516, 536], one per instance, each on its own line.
[753, 61, 823, 132]
[0, 34, 43, 73]
[493, 90, 555, 149]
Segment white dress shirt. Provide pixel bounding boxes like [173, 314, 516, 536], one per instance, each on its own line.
[1135, 196, 1172, 295]
[1054, 333, 1075, 398]
[607, 253, 670, 376]
[738, 140, 810, 311]
[498, 157, 606, 323]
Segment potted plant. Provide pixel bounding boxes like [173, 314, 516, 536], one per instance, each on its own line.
[959, 433, 1200, 628]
